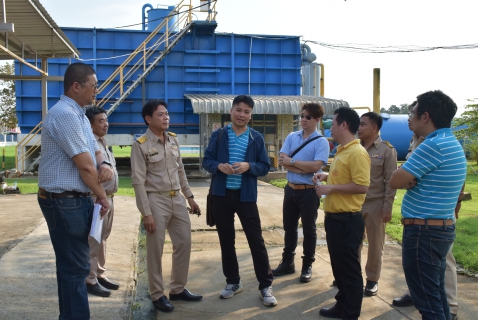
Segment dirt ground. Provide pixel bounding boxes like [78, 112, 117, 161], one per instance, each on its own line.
[1, 180, 477, 319]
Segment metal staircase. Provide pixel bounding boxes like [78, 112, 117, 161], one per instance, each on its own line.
[15, 0, 218, 171]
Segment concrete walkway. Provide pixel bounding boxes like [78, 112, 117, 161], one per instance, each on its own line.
[0, 181, 477, 319]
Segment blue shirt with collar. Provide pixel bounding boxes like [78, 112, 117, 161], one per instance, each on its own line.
[401, 128, 466, 220]
[280, 130, 329, 185]
[39, 95, 99, 193]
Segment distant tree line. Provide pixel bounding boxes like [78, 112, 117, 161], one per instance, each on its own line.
[380, 104, 410, 114]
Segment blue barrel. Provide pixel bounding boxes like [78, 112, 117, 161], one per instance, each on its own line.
[379, 113, 413, 160]
[323, 113, 413, 160]
[144, 5, 178, 32]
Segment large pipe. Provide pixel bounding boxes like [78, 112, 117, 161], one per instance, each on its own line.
[142, 4, 154, 31]
[318, 63, 324, 97]
[373, 68, 380, 113]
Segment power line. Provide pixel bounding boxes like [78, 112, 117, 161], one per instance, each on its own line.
[303, 39, 478, 54]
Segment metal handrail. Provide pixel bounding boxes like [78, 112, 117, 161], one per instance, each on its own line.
[95, 0, 193, 110]
[15, 120, 42, 170]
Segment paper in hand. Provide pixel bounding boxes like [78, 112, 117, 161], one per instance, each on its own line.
[89, 204, 103, 243]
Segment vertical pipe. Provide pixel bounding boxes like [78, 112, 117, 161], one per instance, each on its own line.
[142, 78, 145, 107]
[41, 58, 48, 120]
[373, 68, 380, 113]
[2, 0, 6, 48]
[164, 55, 168, 103]
[231, 34, 235, 94]
[318, 63, 324, 97]
[92, 28, 97, 72]
[20, 42, 24, 75]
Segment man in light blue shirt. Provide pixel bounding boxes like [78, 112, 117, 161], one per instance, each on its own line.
[38, 63, 113, 319]
[390, 90, 466, 320]
[272, 103, 329, 283]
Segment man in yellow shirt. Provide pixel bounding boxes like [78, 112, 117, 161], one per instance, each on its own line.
[314, 107, 371, 320]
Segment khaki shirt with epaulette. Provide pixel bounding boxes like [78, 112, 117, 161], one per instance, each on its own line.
[130, 128, 193, 217]
[362, 136, 397, 213]
[95, 134, 118, 195]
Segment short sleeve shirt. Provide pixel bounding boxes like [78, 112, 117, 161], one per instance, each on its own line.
[280, 130, 329, 185]
[401, 128, 467, 219]
[38, 95, 99, 193]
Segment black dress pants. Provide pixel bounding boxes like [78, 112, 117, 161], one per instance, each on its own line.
[325, 212, 364, 320]
[212, 189, 273, 290]
[282, 185, 320, 262]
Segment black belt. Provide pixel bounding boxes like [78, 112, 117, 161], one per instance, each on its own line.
[38, 188, 90, 199]
[325, 211, 361, 221]
[226, 189, 241, 192]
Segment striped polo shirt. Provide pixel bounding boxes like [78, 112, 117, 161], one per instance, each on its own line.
[401, 128, 467, 220]
[226, 124, 250, 189]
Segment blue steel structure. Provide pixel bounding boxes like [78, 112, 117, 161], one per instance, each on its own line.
[15, 28, 301, 135]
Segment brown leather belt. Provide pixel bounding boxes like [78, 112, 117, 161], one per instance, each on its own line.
[288, 182, 315, 190]
[401, 218, 454, 226]
[38, 188, 90, 199]
[90, 193, 115, 198]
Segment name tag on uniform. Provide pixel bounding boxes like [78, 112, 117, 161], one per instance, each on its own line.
[149, 148, 158, 157]
[371, 154, 383, 159]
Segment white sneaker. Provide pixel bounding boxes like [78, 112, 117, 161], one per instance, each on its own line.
[260, 286, 277, 307]
[219, 282, 243, 299]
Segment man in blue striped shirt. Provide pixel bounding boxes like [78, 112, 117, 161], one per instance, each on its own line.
[203, 95, 277, 307]
[390, 90, 466, 320]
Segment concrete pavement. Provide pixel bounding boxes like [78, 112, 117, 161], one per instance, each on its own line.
[0, 180, 477, 319]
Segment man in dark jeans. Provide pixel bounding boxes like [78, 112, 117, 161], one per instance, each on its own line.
[390, 90, 466, 320]
[314, 107, 371, 320]
[37, 63, 113, 319]
[273, 103, 329, 283]
[202, 95, 277, 307]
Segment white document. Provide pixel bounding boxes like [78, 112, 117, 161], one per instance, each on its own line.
[89, 204, 103, 243]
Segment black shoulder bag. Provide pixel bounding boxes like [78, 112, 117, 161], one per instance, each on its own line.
[290, 135, 322, 158]
[206, 129, 225, 227]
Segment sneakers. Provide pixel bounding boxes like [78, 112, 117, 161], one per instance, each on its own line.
[219, 282, 243, 299]
[260, 286, 277, 307]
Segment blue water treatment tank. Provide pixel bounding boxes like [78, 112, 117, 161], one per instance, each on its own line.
[379, 113, 413, 160]
[143, 4, 178, 32]
[322, 113, 413, 160]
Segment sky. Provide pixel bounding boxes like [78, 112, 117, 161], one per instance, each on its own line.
[39, 0, 478, 115]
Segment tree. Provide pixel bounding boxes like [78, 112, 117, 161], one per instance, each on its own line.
[380, 104, 409, 114]
[0, 62, 17, 131]
[453, 98, 478, 164]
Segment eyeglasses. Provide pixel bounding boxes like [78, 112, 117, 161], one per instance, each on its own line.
[300, 114, 314, 120]
[83, 82, 99, 89]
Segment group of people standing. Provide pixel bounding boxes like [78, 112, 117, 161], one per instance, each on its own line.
[37, 62, 466, 320]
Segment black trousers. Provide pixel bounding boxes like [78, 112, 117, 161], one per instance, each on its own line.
[325, 212, 364, 320]
[212, 189, 273, 290]
[282, 185, 320, 262]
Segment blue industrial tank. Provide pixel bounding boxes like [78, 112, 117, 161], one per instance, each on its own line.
[322, 113, 413, 160]
[142, 4, 178, 32]
[379, 114, 413, 160]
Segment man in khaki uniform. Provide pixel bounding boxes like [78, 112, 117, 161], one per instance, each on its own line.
[131, 99, 202, 313]
[85, 106, 120, 297]
[357, 112, 397, 296]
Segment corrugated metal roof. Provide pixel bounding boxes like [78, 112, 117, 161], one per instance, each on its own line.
[185, 94, 350, 115]
[0, 0, 79, 59]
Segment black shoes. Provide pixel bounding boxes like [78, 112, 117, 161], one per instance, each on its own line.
[364, 281, 378, 296]
[87, 282, 111, 297]
[169, 288, 203, 301]
[299, 264, 312, 283]
[153, 296, 174, 312]
[272, 259, 295, 276]
[98, 277, 120, 290]
[319, 305, 343, 319]
[392, 293, 413, 307]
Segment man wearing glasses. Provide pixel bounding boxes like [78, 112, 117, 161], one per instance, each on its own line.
[390, 90, 466, 320]
[273, 103, 329, 283]
[38, 63, 113, 319]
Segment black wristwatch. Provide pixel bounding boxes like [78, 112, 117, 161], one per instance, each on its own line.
[188, 195, 194, 199]
[100, 160, 112, 169]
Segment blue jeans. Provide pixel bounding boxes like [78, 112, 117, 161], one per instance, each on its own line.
[402, 224, 455, 320]
[38, 195, 94, 320]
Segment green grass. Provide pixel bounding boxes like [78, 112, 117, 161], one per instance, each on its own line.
[1, 146, 16, 169]
[270, 169, 478, 272]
